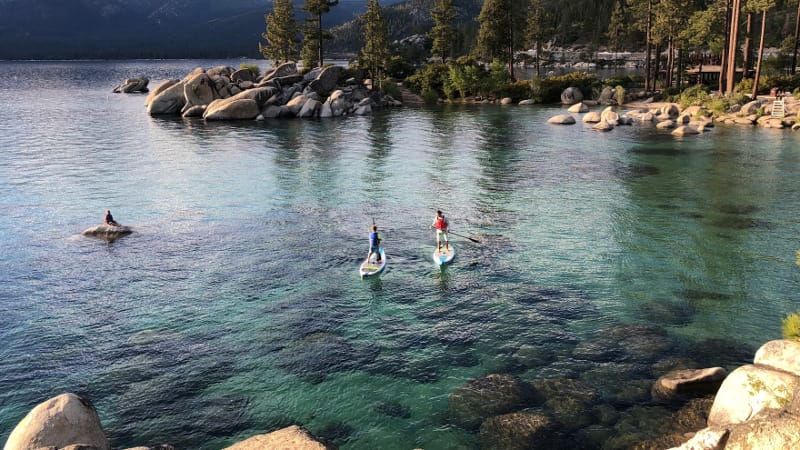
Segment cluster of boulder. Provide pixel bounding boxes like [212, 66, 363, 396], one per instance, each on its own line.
[2, 393, 335, 450]
[137, 63, 401, 121]
[112, 77, 149, 94]
[547, 100, 714, 136]
[442, 339, 800, 449]
[549, 85, 799, 134]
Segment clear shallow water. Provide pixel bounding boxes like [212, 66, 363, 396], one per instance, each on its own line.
[1, 60, 800, 449]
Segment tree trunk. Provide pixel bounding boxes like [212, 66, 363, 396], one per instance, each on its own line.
[677, 46, 683, 89]
[666, 37, 673, 88]
[719, 0, 731, 93]
[793, 0, 800, 75]
[752, 9, 767, 100]
[317, 12, 324, 67]
[536, 41, 542, 78]
[653, 43, 661, 91]
[644, 0, 652, 92]
[725, 0, 741, 95]
[743, 13, 753, 78]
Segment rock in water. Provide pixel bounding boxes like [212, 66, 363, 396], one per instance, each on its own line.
[82, 223, 133, 240]
[547, 114, 576, 125]
[561, 86, 584, 105]
[4, 393, 110, 450]
[223, 425, 334, 450]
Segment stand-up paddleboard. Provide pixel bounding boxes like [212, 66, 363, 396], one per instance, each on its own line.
[433, 245, 455, 266]
[360, 248, 386, 278]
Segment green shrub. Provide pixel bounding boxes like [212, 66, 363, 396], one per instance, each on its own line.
[504, 80, 533, 102]
[533, 72, 600, 103]
[603, 75, 636, 89]
[734, 77, 753, 95]
[782, 312, 800, 340]
[404, 63, 449, 97]
[239, 63, 261, 78]
[379, 78, 401, 98]
[615, 85, 625, 105]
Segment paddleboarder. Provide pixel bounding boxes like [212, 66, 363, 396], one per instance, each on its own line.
[430, 210, 449, 250]
[367, 225, 382, 263]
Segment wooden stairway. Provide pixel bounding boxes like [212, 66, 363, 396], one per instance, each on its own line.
[771, 99, 785, 118]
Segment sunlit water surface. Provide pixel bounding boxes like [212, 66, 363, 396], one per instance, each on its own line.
[1, 60, 799, 449]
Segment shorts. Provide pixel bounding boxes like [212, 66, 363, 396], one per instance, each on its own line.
[369, 245, 380, 254]
[436, 229, 448, 241]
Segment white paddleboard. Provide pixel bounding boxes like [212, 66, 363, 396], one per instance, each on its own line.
[433, 245, 455, 266]
[360, 248, 386, 278]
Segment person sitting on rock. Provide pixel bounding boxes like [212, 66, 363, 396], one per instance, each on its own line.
[104, 210, 120, 227]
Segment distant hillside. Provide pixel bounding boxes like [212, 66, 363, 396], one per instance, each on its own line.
[328, 0, 483, 55]
[0, 0, 404, 60]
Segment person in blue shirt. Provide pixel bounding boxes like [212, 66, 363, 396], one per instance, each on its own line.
[367, 225, 382, 263]
[104, 209, 120, 226]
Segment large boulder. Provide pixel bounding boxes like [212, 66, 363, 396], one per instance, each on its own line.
[657, 120, 676, 129]
[561, 87, 584, 105]
[448, 374, 538, 429]
[286, 94, 308, 115]
[755, 339, 800, 378]
[298, 98, 322, 118]
[660, 103, 680, 118]
[651, 367, 728, 402]
[724, 409, 800, 450]
[582, 111, 602, 123]
[203, 98, 260, 121]
[672, 125, 700, 136]
[479, 412, 557, 450]
[547, 114, 576, 125]
[223, 425, 334, 450]
[568, 102, 589, 113]
[600, 106, 620, 125]
[262, 62, 298, 82]
[182, 72, 216, 110]
[82, 224, 133, 240]
[113, 77, 149, 94]
[144, 79, 179, 107]
[4, 393, 109, 450]
[309, 66, 344, 96]
[667, 427, 730, 450]
[740, 99, 765, 115]
[708, 364, 800, 426]
[231, 68, 256, 83]
[147, 80, 187, 115]
[232, 86, 279, 109]
[592, 119, 613, 132]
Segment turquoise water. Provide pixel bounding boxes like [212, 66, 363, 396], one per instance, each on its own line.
[1, 60, 800, 448]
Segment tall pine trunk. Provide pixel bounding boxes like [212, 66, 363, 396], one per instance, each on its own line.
[793, 1, 800, 75]
[719, 0, 731, 93]
[317, 12, 324, 67]
[743, 13, 753, 78]
[725, 0, 741, 95]
[752, 9, 767, 100]
[644, 0, 652, 92]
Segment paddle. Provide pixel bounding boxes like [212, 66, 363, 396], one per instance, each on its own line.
[448, 230, 481, 243]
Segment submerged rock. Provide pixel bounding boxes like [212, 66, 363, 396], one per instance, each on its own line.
[448, 374, 538, 429]
[479, 412, 557, 450]
[82, 224, 133, 240]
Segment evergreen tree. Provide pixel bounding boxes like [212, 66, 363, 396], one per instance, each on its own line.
[360, 0, 390, 87]
[746, 0, 777, 98]
[430, 0, 458, 61]
[606, 0, 627, 54]
[259, 0, 299, 64]
[302, 0, 339, 68]
[477, 0, 514, 77]
[525, 0, 548, 77]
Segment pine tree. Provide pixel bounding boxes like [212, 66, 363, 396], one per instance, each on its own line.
[429, 0, 457, 62]
[607, 0, 627, 54]
[259, 0, 299, 64]
[360, 0, 390, 87]
[477, 0, 514, 77]
[525, 0, 548, 78]
[302, 0, 339, 68]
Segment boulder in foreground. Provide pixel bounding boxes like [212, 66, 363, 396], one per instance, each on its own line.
[4, 393, 109, 450]
[223, 425, 336, 450]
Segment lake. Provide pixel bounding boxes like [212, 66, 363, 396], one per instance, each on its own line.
[1, 59, 799, 449]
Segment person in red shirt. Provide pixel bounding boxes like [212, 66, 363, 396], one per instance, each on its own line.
[430, 210, 449, 250]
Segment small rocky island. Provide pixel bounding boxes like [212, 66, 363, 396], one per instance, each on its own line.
[137, 63, 400, 121]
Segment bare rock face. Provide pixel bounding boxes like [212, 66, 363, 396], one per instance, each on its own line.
[182, 72, 216, 110]
[147, 80, 187, 115]
[651, 367, 728, 402]
[708, 364, 800, 426]
[309, 66, 344, 97]
[203, 98, 260, 121]
[113, 77, 149, 94]
[4, 393, 109, 450]
[144, 79, 179, 108]
[262, 62, 298, 83]
[82, 224, 133, 240]
[547, 114, 576, 125]
[222, 425, 335, 450]
[568, 102, 589, 113]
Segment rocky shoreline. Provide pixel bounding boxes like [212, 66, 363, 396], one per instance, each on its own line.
[546, 85, 799, 134]
[5, 339, 800, 449]
[115, 63, 401, 121]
